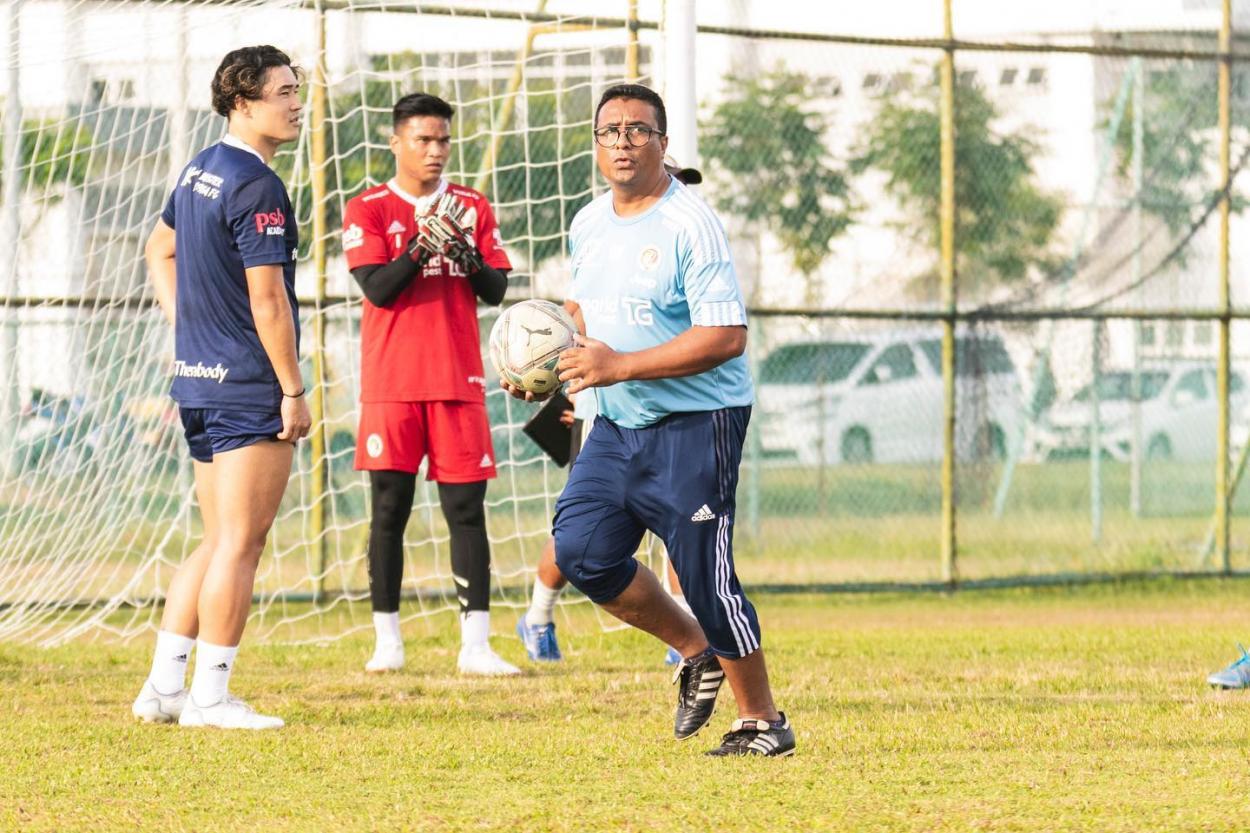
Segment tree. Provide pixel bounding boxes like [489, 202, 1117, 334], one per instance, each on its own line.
[852, 69, 1063, 295]
[701, 68, 853, 303]
[1109, 61, 1245, 239]
[19, 119, 95, 192]
[0, 118, 96, 219]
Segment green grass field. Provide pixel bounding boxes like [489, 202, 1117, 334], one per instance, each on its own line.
[9, 456, 1250, 613]
[6, 579, 1250, 831]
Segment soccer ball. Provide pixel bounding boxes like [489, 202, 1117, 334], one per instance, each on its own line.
[488, 300, 578, 395]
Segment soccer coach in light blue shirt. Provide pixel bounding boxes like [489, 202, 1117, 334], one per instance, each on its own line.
[503, 83, 794, 757]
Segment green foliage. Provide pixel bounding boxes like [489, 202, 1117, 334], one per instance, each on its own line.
[6, 585, 1250, 831]
[8, 119, 95, 192]
[1109, 62, 1244, 236]
[701, 68, 853, 282]
[853, 68, 1063, 293]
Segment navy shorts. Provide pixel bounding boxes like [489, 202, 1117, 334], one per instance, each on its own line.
[553, 406, 762, 659]
[179, 407, 283, 463]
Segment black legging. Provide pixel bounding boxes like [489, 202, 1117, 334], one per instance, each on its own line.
[366, 471, 491, 614]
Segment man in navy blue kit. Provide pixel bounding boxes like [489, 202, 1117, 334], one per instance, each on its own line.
[131, 45, 310, 730]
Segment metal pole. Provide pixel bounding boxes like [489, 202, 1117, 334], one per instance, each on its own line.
[1090, 321, 1103, 544]
[310, 4, 329, 602]
[1130, 60, 1144, 518]
[1217, 0, 1233, 574]
[626, 0, 639, 82]
[663, 0, 698, 169]
[939, 0, 957, 586]
[167, 7, 189, 186]
[747, 335, 761, 541]
[0, 0, 22, 454]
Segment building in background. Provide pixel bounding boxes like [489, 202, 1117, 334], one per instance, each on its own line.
[2, 0, 1247, 403]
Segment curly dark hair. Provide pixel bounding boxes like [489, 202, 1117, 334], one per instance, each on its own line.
[210, 46, 302, 118]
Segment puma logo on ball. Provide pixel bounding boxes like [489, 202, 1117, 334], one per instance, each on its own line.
[522, 324, 552, 346]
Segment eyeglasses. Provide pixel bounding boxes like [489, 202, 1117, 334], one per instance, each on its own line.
[593, 124, 664, 148]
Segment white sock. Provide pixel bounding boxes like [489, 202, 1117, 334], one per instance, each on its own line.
[460, 610, 490, 649]
[671, 593, 694, 617]
[189, 640, 239, 707]
[147, 630, 194, 695]
[373, 611, 402, 648]
[525, 581, 561, 627]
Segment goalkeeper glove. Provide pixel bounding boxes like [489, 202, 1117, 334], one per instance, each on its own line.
[412, 193, 485, 275]
[403, 232, 432, 267]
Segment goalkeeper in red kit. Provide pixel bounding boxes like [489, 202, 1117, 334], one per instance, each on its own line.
[342, 92, 517, 675]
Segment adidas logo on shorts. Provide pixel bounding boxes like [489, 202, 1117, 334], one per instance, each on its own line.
[690, 504, 716, 523]
[480, 454, 492, 468]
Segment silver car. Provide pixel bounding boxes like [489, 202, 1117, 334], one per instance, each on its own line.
[756, 331, 1024, 465]
[1028, 363, 1248, 462]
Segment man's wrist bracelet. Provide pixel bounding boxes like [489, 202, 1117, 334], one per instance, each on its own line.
[283, 387, 306, 398]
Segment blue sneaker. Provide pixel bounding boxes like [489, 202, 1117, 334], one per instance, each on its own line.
[1208, 643, 1250, 689]
[516, 617, 562, 662]
[664, 646, 682, 666]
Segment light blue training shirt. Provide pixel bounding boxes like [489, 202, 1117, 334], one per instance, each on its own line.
[567, 176, 754, 428]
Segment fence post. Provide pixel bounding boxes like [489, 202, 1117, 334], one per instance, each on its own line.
[1130, 61, 1144, 519]
[626, 0, 639, 81]
[1090, 321, 1102, 543]
[664, 0, 698, 170]
[939, 0, 958, 587]
[746, 316, 761, 543]
[1, 0, 22, 468]
[310, 3, 330, 602]
[1217, 0, 1233, 575]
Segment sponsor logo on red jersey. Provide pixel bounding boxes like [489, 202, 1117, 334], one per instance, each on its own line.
[343, 223, 365, 250]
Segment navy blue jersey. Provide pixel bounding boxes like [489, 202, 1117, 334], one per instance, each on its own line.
[161, 134, 299, 412]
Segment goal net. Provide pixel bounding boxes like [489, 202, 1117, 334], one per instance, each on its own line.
[0, 0, 662, 645]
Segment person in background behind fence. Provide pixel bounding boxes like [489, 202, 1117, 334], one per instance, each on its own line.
[132, 45, 309, 730]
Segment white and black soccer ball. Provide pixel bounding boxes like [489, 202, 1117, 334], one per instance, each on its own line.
[488, 299, 578, 395]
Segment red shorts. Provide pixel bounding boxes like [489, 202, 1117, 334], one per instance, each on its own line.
[354, 400, 497, 482]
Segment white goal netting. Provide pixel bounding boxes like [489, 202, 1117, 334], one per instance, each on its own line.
[0, 0, 663, 645]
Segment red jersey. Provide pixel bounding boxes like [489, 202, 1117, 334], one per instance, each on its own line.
[343, 178, 512, 403]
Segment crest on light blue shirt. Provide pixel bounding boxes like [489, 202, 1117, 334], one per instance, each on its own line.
[637, 244, 661, 271]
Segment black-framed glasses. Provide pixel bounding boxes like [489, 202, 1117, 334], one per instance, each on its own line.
[593, 124, 664, 148]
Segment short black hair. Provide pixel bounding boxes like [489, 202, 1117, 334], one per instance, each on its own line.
[211, 46, 301, 118]
[595, 83, 667, 134]
[393, 93, 454, 132]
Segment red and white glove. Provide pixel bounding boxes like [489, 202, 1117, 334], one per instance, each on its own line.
[411, 194, 484, 274]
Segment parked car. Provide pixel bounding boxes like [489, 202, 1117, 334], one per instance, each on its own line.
[755, 331, 1024, 465]
[1027, 363, 1250, 462]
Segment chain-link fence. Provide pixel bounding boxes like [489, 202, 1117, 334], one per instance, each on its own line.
[695, 4, 1250, 588]
[5, 1, 1250, 643]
